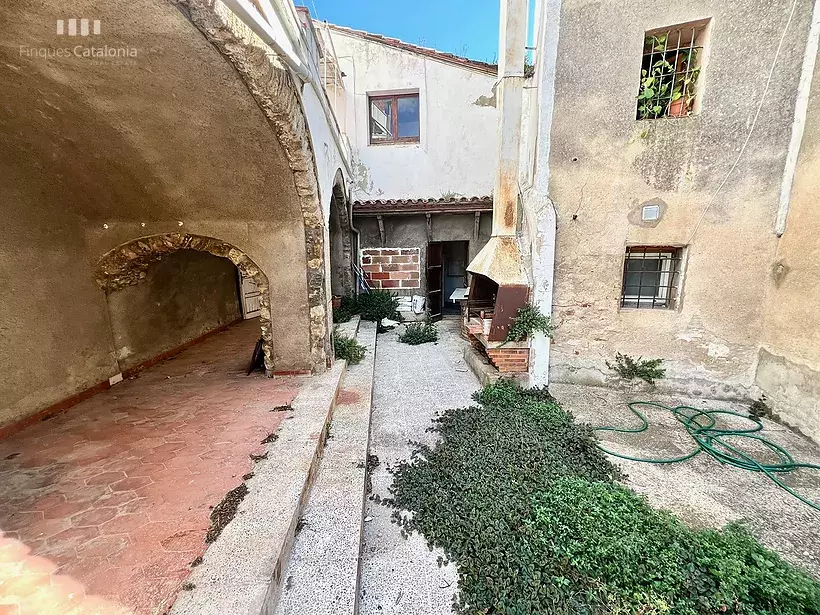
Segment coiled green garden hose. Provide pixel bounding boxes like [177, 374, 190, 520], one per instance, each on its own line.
[594, 402, 820, 512]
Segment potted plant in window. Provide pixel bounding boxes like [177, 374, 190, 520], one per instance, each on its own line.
[637, 60, 675, 119]
[637, 36, 701, 120]
[667, 52, 701, 118]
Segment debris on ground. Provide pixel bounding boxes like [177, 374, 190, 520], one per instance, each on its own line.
[205, 483, 249, 544]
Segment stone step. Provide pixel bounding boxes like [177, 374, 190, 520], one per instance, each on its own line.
[170, 361, 347, 615]
[336, 314, 362, 339]
[275, 320, 377, 615]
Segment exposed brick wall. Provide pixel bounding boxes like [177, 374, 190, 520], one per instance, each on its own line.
[361, 248, 420, 289]
[487, 348, 530, 373]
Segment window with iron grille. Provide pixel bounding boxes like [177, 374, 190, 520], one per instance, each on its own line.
[620, 247, 683, 309]
[368, 93, 420, 144]
[636, 21, 708, 120]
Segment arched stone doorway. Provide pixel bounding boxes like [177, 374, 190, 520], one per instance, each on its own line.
[95, 233, 274, 373]
[329, 170, 354, 298]
[0, 0, 334, 430]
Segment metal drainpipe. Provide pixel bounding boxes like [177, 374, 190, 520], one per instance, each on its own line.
[492, 0, 528, 238]
[348, 180, 362, 288]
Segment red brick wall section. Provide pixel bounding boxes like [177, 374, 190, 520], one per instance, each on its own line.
[360, 248, 420, 289]
[487, 348, 530, 373]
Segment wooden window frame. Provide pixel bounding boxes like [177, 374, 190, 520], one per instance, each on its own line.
[368, 93, 420, 145]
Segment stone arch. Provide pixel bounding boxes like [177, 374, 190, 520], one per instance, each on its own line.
[94, 233, 274, 372]
[329, 169, 354, 296]
[179, 0, 331, 369]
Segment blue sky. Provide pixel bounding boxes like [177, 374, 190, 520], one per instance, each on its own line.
[296, 0, 506, 63]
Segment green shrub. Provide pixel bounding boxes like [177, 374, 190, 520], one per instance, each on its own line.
[332, 295, 360, 324]
[506, 303, 555, 342]
[531, 478, 820, 615]
[357, 290, 401, 328]
[398, 320, 439, 345]
[387, 380, 619, 614]
[607, 351, 666, 384]
[384, 379, 820, 615]
[333, 328, 365, 365]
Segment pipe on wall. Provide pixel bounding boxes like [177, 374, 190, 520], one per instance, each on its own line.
[492, 0, 528, 238]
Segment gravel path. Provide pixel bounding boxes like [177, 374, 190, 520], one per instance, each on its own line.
[359, 318, 478, 615]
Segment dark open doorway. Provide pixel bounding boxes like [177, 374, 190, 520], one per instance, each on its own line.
[427, 241, 469, 319]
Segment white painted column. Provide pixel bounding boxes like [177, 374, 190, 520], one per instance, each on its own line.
[525, 0, 562, 387]
[776, 0, 820, 236]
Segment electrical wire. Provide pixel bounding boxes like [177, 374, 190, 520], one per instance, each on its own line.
[686, 0, 801, 244]
[594, 401, 820, 512]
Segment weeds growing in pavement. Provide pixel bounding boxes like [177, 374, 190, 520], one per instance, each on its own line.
[333, 328, 366, 365]
[398, 319, 439, 345]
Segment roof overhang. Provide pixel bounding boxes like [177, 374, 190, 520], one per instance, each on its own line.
[322, 23, 498, 76]
[353, 196, 493, 216]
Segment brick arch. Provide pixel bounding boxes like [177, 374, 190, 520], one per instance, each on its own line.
[94, 233, 275, 373]
[180, 0, 331, 369]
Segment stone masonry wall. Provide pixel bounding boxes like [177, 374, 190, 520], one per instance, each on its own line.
[361, 248, 420, 290]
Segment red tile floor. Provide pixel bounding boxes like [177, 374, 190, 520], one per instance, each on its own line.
[0, 320, 300, 614]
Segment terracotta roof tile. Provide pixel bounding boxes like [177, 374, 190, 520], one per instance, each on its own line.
[321, 23, 498, 76]
[353, 196, 493, 215]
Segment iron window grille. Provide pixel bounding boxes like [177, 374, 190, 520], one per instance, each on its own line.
[636, 21, 707, 120]
[368, 93, 420, 144]
[620, 246, 683, 309]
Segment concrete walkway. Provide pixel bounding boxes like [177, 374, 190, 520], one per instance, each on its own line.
[359, 318, 479, 615]
[276, 319, 376, 615]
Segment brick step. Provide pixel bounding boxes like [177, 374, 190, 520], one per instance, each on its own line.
[274, 321, 377, 615]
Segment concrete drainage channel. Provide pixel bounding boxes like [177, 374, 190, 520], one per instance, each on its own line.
[171, 315, 376, 615]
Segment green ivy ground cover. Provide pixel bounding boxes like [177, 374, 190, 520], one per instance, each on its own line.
[385, 380, 820, 615]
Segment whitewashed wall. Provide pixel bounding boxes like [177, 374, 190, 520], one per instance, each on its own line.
[301, 83, 349, 220]
[329, 30, 498, 201]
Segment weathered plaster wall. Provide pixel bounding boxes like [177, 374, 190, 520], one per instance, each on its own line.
[0, 171, 119, 429]
[356, 213, 493, 295]
[756, 55, 820, 441]
[300, 84, 351, 328]
[330, 30, 498, 200]
[0, 0, 339, 428]
[328, 188, 354, 297]
[540, 0, 814, 398]
[106, 250, 241, 372]
[301, 85, 350, 224]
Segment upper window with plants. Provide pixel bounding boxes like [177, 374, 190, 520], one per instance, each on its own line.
[636, 21, 708, 120]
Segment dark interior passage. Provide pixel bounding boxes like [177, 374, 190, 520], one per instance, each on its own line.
[106, 250, 243, 373]
[442, 241, 469, 314]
